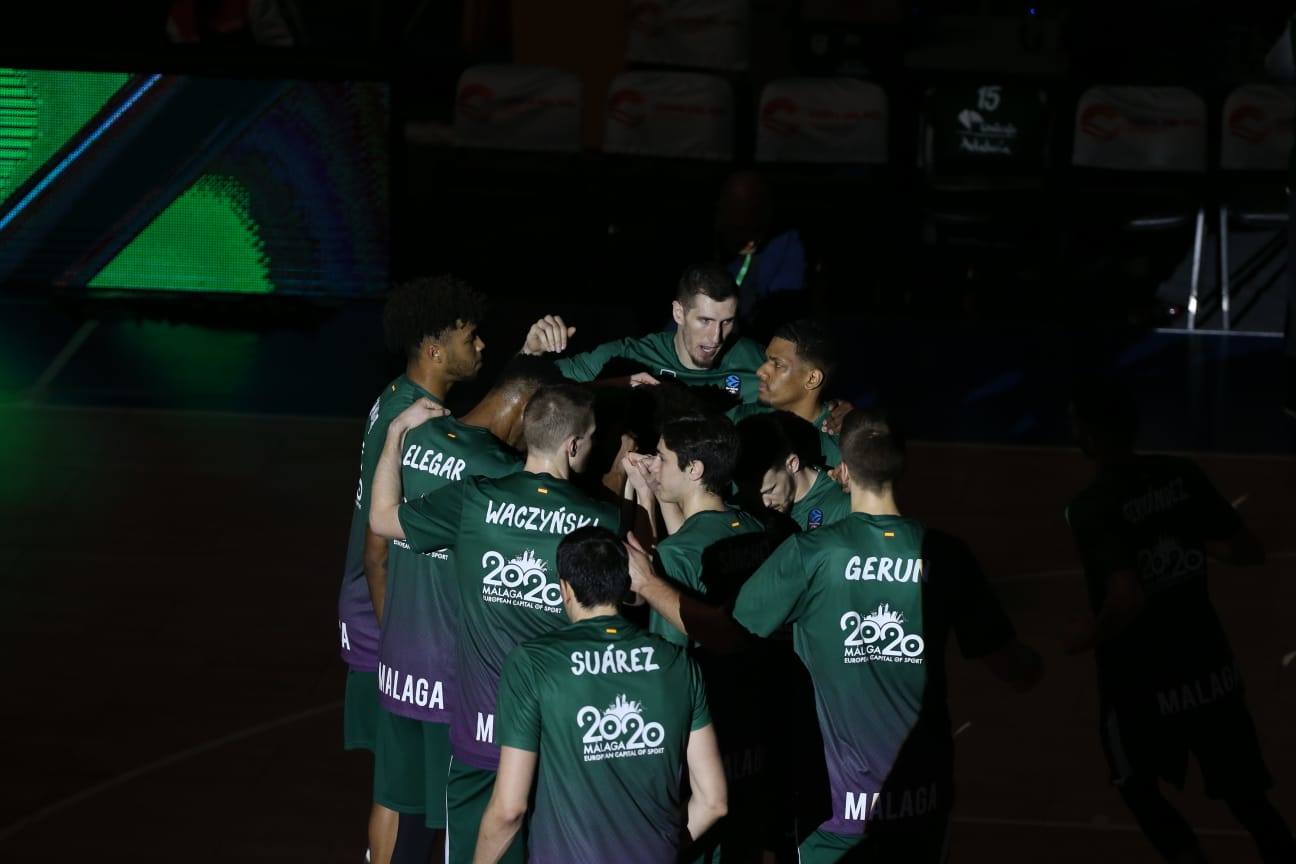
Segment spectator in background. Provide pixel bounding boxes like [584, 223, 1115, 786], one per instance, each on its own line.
[716, 171, 809, 340]
[1265, 10, 1296, 418]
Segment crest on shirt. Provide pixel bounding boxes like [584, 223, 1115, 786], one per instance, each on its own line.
[658, 368, 678, 378]
[807, 507, 824, 530]
[724, 374, 741, 395]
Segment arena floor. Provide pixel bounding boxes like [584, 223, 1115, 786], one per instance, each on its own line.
[1, 401, 1291, 862]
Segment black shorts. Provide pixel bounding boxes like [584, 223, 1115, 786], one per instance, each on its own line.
[1099, 692, 1272, 798]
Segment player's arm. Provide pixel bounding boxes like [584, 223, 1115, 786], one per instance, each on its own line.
[626, 535, 750, 653]
[1065, 569, 1144, 653]
[520, 314, 575, 356]
[368, 399, 447, 540]
[933, 533, 1044, 690]
[473, 746, 536, 864]
[1185, 462, 1266, 566]
[1063, 504, 1144, 653]
[363, 529, 390, 622]
[683, 723, 727, 845]
[553, 337, 635, 382]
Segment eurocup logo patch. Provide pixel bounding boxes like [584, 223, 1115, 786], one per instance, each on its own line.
[808, 507, 824, 530]
[724, 374, 741, 395]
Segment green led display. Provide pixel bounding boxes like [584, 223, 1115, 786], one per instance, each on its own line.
[0, 68, 129, 204]
[89, 174, 273, 294]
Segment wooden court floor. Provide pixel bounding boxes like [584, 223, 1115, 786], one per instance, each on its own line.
[0, 403, 1291, 862]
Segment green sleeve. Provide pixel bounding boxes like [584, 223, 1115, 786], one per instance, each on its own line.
[820, 432, 842, 468]
[648, 546, 690, 646]
[356, 400, 398, 517]
[731, 535, 812, 637]
[655, 543, 701, 593]
[398, 482, 467, 554]
[555, 338, 636, 382]
[686, 654, 711, 731]
[496, 648, 542, 753]
[482, 451, 525, 481]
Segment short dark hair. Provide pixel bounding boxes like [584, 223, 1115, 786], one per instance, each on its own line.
[491, 354, 565, 398]
[383, 275, 487, 357]
[773, 319, 838, 390]
[734, 410, 825, 491]
[660, 415, 740, 495]
[522, 383, 596, 454]
[1069, 375, 1138, 451]
[557, 526, 629, 607]
[676, 264, 738, 307]
[839, 409, 904, 491]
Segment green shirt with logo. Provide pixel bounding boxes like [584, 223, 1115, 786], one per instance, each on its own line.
[557, 330, 764, 404]
[378, 417, 522, 722]
[791, 469, 851, 533]
[496, 614, 710, 864]
[733, 514, 1014, 835]
[650, 507, 766, 646]
[397, 472, 621, 770]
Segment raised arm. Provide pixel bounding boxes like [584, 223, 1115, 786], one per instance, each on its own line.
[369, 398, 448, 541]
[521, 315, 575, 356]
[625, 535, 751, 653]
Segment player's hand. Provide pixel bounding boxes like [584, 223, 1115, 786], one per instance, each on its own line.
[823, 399, 854, 435]
[827, 463, 848, 492]
[629, 372, 660, 388]
[393, 398, 450, 434]
[624, 532, 657, 593]
[522, 315, 575, 355]
[621, 452, 654, 496]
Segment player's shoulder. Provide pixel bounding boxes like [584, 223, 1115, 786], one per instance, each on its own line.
[727, 336, 766, 365]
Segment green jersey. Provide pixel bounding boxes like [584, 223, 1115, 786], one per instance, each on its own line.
[728, 401, 841, 467]
[791, 469, 851, 533]
[496, 615, 710, 864]
[650, 507, 766, 646]
[557, 330, 764, 404]
[378, 417, 522, 722]
[398, 472, 621, 770]
[733, 515, 1014, 835]
[338, 375, 436, 672]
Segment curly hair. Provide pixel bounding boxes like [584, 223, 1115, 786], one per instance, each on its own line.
[383, 275, 487, 357]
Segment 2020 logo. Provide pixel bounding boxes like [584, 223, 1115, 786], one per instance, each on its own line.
[840, 603, 924, 664]
[578, 694, 666, 761]
[480, 549, 563, 610]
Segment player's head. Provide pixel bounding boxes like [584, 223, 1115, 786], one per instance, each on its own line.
[383, 274, 487, 382]
[758, 319, 837, 409]
[1069, 376, 1138, 460]
[734, 411, 824, 514]
[522, 383, 597, 470]
[557, 526, 629, 614]
[671, 265, 739, 370]
[487, 354, 566, 448]
[651, 415, 739, 504]
[838, 409, 904, 494]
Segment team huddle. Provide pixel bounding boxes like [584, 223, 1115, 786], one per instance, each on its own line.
[337, 270, 1295, 864]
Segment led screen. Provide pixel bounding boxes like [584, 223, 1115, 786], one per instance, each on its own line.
[0, 68, 390, 296]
